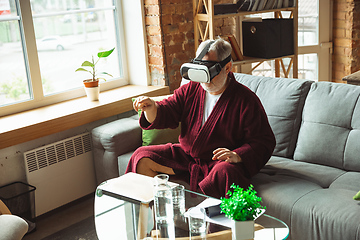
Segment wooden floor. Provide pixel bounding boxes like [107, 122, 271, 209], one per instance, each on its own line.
[22, 194, 95, 240]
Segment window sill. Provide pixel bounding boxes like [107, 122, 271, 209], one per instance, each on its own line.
[0, 85, 170, 149]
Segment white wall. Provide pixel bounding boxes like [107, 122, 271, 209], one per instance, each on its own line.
[0, 111, 135, 188]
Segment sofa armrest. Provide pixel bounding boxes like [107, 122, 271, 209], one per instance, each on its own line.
[0, 214, 28, 240]
[118, 151, 135, 176]
[92, 114, 142, 185]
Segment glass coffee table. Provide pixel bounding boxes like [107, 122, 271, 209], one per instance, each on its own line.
[94, 179, 289, 240]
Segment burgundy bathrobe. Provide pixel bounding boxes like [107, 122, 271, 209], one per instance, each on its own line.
[126, 72, 276, 198]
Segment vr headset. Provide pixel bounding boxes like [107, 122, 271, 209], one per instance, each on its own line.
[180, 41, 231, 83]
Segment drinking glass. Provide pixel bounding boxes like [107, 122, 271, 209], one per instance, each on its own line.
[153, 174, 173, 223]
[172, 185, 185, 216]
[187, 207, 206, 234]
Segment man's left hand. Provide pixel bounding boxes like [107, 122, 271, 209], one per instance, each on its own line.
[212, 148, 242, 163]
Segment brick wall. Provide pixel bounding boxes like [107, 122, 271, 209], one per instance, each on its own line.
[161, 0, 194, 91]
[333, 0, 360, 83]
[144, 0, 235, 92]
[144, 0, 167, 87]
[144, 0, 194, 91]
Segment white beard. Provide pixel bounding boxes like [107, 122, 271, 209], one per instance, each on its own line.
[200, 75, 227, 94]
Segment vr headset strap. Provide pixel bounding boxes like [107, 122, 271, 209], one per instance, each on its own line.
[208, 54, 232, 79]
[193, 41, 231, 67]
[218, 54, 232, 68]
[194, 40, 215, 62]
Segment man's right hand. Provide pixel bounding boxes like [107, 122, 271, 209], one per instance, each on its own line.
[133, 96, 158, 123]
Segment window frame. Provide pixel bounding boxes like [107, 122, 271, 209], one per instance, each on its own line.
[297, 0, 332, 81]
[0, 0, 149, 117]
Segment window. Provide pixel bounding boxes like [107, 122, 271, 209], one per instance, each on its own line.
[0, 0, 130, 116]
[0, 0, 30, 106]
[298, 0, 318, 46]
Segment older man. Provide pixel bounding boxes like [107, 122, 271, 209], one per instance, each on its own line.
[126, 38, 275, 198]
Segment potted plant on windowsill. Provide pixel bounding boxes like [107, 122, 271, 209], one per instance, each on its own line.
[220, 184, 265, 240]
[75, 47, 115, 101]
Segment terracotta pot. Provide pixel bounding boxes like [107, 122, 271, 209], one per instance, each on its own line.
[83, 79, 99, 88]
[231, 220, 254, 240]
[83, 79, 99, 101]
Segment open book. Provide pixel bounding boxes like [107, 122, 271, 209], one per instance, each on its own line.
[99, 172, 178, 204]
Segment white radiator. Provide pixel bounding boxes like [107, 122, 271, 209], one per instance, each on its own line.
[24, 133, 97, 216]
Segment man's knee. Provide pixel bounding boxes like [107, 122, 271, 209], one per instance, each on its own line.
[199, 161, 250, 198]
[136, 157, 153, 175]
[136, 157, 175, 177]
[211, 161, 237, 175]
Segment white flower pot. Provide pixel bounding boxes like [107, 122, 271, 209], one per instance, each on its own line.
[84, 86, 100, 101]
[231, 220, 254, 240]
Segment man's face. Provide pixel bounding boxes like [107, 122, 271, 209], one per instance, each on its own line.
[200, 51, 230, 95]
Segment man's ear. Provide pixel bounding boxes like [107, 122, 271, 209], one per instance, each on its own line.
[225, 61, 232, 73]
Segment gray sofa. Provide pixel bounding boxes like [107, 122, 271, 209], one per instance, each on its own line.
[91, 73, 360, 240]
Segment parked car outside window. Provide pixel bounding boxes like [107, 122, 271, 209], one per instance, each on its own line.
[36, 36, 67, 51]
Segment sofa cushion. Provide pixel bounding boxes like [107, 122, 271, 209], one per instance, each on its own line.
[133, 96, 181, 146]
[142, 126, 181, 146]
[251, 157, 324, 227]
[290, 187, 360, 240]
[259, 156, 346, 188]
[233, 73, 312, 158]
[329, 171, 360, 192]
[252, 157, 360, 240]
[294, 82, 360, 171]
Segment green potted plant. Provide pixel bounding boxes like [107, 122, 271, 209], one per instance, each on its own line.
[75, 47, 115, 101]
[220, 184, 265, 240]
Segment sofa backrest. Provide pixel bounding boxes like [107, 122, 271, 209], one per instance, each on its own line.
[294, 82, 360, 171]
[233, 73, 313, 158]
